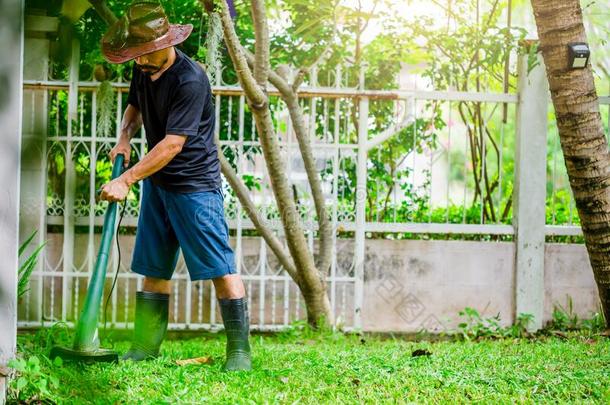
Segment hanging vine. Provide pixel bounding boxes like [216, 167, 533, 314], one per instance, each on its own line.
[96, 80, 116, 137]
[94, 63, 116, 137]
[204, 11, 224, 84]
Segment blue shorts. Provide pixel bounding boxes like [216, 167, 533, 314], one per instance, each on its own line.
[131, 179, 236, 281]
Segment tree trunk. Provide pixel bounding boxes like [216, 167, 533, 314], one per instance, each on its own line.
[245, 94, 333, 327]
[301, 284, 333, 326]
[531, 0, 610, 327]
[242, 50, 333, 277]
[214, 0, 334, 327]
[279, 90, 333, 278]
[88, 0, 117, 26]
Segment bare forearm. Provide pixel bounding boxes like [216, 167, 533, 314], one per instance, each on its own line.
[119, 104, 143, 142]
[121, 136, 185, 186]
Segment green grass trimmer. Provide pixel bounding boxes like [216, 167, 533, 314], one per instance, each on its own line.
[50, 154, 125, 363]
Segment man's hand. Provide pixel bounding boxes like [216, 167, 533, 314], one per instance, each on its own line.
[100, 176, 130, 202]
[110, 139, 131, 168]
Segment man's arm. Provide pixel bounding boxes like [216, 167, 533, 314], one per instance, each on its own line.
[109, 104, 143, 167]
[122, 134, 187, 186]
[120, 104, 143, 140]
[101, 134, 187, 202]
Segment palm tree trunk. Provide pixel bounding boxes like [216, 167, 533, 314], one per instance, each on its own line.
[531, 0, 610, 326]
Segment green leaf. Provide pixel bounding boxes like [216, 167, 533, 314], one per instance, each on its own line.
[16, 377, 28, 391]
[18, 241, 46, 298]
[37, 378, 49, 395]
[28, 355, 40, 368]
[8, 358, 26, 372]
[18, 230, 37, 258]
[293, 16, 325, 37]
[53, 356, 63, 367]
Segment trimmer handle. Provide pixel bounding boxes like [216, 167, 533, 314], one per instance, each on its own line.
[111, 153, 125, 179]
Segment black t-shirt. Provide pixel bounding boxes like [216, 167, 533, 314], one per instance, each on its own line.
[127, 49, 221, 193]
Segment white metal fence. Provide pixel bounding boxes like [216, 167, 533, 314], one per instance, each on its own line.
[17, 37, 610, 332]
[545, 94, 610, 235]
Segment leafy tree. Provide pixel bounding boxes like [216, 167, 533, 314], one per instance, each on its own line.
[401, 0, 527, 223]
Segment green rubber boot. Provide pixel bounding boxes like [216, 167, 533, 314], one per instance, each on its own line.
[122, 291, 169, 361]
[219, 298, 252, 371]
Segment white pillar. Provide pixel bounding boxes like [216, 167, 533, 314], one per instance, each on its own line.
[0, 0, 24, 400]
[513, 50, 548, 331]
[61, 39, 79, 322]
[21, 14, 57, 324]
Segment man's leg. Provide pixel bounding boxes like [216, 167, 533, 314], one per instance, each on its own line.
[143, 276, 172, 295]
[212, 274, 245, 299]
[122, 276, 171, 361]
[123, 180, 179, 361]
[166, 187, 252, 371]
[213, 274, 251, 371]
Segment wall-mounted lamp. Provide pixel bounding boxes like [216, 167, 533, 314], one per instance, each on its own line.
[568, 42, 590, 69]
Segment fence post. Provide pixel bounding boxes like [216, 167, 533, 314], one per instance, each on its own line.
[354, 64, 368, 330]
[0, 0, 23, 400]
[513, 49, 548, 331]
[61, 39, 80, 323]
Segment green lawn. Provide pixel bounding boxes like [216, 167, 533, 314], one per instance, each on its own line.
[7, 327, 610, 404]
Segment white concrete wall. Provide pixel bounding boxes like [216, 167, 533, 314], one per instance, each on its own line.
[361, 240, 599, 333]
[362, 240, 516, 332]
[544, 244, 600, 322]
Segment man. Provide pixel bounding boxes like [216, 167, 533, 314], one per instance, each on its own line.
[99, 1, 251, 371]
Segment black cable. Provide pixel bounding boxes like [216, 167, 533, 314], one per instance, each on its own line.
[103, 197, 128, 333]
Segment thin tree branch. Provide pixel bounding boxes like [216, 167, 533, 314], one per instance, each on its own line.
[291, 42, 335, 91]
[215, 15, 326, 280]
[244, 36, 333, 94]
[501, 193, 512, 222]
[458, 103, 482, 206]
[251, 0, 269, 87]
[461, 0, 501, 89]
[292, 70, 307, 92]
[215, 0, 267, 108]
[430, 0, 468, 25]
[379, 156, 396, 222]
[244, 49, 293, 95]
[221, 11, 322, 287]
[359, 0, 379, 34]
[502, 0, 512, 123]
[282, 97, 333, 275]
[88, 0, 117, 26]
